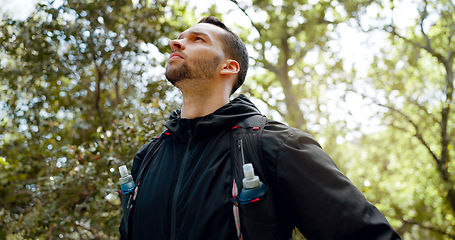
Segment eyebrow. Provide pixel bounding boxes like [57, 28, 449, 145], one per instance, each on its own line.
[178, 31, 210, 40]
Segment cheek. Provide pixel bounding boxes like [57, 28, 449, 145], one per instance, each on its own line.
[195, 45, 223, 58]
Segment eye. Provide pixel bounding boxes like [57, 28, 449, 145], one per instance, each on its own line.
[195, 36, 204, 42]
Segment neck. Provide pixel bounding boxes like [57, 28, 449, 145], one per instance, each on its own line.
[180, 89, 230, 119]
[180, 94, 230, 119]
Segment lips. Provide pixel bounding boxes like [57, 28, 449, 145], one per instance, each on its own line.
[169, 52, 183, 60]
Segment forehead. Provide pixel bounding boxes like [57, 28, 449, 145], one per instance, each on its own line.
[179, 23, 226, 41]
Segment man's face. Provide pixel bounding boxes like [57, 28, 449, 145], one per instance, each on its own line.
[165, 23, 226, 86]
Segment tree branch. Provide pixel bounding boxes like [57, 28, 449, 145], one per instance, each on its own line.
[263, 61, 280, 76]
[357, 92, 440, 163]
[75, 221, 108, 239]
[229, 0, 262, 34]
[388, 25, 446, 64]
[242, 85, 285, 117]
[114, 53, 123, 106]
[406, 95, 439, 123]
[383, 1, 447, 66]
[389, 123, 409, 133]
[290, 48, 309, 68]
[293, 18, 337, 37]
[357, 3, 447, 65]
[402, 218, 455, 239]
[360, 90, 455, 213]
[94, 61, 106, 131]
[419, 0, 432, 53]
[89, 36, 107, 131]
[450, 0, 455, 9]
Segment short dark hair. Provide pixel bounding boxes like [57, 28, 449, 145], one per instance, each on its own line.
[198, 16, 249, 95]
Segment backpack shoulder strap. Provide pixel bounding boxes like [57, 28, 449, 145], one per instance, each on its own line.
[231, 115, 269, 185]
[135, 131, 168, 185]
[230, 115, 287, 240]
[230, 115, 268, 240]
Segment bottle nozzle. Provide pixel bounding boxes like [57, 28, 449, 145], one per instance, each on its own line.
[242, 163, 260, 188]
[243, 163, 255, 179]
[119, 165, 129, 178]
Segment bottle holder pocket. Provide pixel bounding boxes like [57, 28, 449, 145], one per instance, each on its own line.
[239, 190, 286, 240]
[121, 192, 133, 236]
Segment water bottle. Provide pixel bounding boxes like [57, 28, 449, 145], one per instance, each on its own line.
[239, 163, 268, 204]
[119, 165, 135, 194]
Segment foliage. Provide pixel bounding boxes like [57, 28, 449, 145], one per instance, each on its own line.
[230, 0, 378, 133]
[346, 0, 455, 238]
[1, 0, 454, 239]
[334, 128, 455, 239]
[0, 0, 193, 238]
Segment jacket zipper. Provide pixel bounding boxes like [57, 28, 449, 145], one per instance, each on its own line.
[170, 129, 192, 240]
[238, 139, 246, 166]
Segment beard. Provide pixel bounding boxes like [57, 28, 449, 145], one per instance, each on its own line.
[165, 56, 222, 86]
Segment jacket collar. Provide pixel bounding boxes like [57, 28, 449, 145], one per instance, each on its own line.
[164, 94, 262, 140]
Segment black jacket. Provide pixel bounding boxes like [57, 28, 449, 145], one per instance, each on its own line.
[120, 94, 400, 240]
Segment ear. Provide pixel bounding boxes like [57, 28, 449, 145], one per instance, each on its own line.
[220, 60, 239, 76]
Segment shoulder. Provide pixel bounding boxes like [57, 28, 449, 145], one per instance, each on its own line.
[262, 118, 322, 158]
[131, 133, 166, 180]
[260, 118, 341, 180]
[134, 136, 161, 160]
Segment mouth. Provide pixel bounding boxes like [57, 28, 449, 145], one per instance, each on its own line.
[169, 52, 183, 61]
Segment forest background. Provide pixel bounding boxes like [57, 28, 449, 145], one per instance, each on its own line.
[0, 0, 454, 239]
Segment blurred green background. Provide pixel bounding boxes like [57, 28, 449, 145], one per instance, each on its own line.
[0, 0, 454, 239]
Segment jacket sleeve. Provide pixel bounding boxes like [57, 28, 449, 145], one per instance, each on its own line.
[262, 124, 401, 240]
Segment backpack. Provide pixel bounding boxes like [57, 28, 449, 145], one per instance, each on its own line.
[121, 115, 288, 240]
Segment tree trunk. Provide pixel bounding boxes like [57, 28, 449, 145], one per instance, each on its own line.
[95, 67, 105, 131]
[279, 36, 307, 130]
[439, 55, 455, 212]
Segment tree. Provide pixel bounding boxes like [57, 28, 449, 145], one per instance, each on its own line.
[333, 127, 455, 239]
[229, 0, 378, 133]
[347, 0, 455, 238]
[0, 0, 194, 238]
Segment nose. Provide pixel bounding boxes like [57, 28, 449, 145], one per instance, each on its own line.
[170, 39, 185, 51]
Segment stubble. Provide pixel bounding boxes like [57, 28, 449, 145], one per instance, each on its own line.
[165, 56, 222, 86]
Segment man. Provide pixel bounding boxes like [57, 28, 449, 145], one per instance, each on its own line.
[119, 16, 401, 240]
